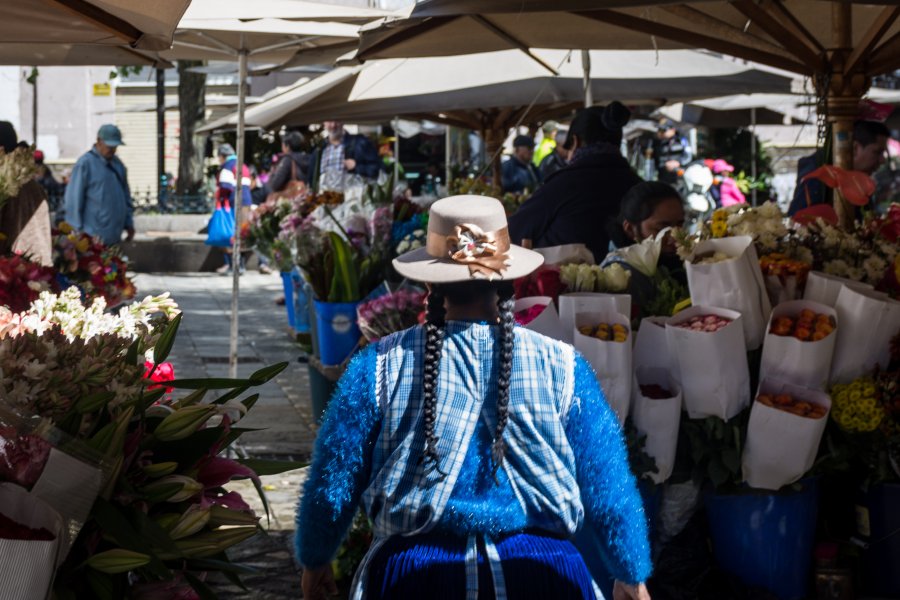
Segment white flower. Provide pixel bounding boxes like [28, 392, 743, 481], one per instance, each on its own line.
[609, 228, 668, 277]
[793, 246, 814, 265]
[757, 201, 782, 219]
[846, 266, 865, 282]
[823, 259, 849, 277]
[603, 263, 631, 291]
[862, 255, 887, 283]
[22, 359, 45, 379]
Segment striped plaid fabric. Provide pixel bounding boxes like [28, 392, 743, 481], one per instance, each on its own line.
[363, 320, 583, 539]
[319, 141, 345, 175]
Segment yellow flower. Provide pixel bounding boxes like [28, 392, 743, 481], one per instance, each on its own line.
[75, 237, 90, 253]
[57, 221, 73, 234]
[712, 210, 728, 222]
[849, 390, 862, 402]
[862, 384, 877, 398]
[711, 221, 728, 238]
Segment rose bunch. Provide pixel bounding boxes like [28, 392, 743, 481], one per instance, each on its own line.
[52, 223, 136, 307]
[0, 254, 57, 312]
[357, 287, 427, 342]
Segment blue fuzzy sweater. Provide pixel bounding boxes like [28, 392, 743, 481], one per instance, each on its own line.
[295, 332, 652, 585]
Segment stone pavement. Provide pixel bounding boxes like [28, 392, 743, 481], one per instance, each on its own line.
[134, 272, 321, 598]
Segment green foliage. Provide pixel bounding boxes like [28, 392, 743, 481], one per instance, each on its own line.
[680, 409, 750, 491]
[623, 418, 659, 485]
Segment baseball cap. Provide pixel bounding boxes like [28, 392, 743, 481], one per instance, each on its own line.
[33, 149, 45, 163]
[541, 120, 560, 134]
[97, 124, 125, 147]
[513, 134, 535, 149]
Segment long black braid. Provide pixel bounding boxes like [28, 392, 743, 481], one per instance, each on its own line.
[491, 283, 516, 480]
[421, 288, 447, 476]
[420, 281, 517, 482]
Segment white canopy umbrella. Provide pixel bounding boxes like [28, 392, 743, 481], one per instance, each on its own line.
[200, 49, 794, 132]
[182, 0, 391, 23]
[0, 43, 168, 66]
[1, 0, 190, 50]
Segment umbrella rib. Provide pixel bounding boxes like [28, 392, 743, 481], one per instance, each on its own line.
[868, 31, 900, 75]
[844, 5, 900, 76]
[759, 0, 825, 55]
[188, 31, 239, 55]
[356, 16, 457, 62]
[173, 40, 237, 58]
[49, 0, 144, 45]
[468, 15, 559, 76]
[660, 5, 788, 58]
[731, 0, 825, 70]
[576, 9, 809, 76]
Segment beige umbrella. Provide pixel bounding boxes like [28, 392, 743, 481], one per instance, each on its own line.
[1, 0, 190, 50]
[181, 0, 391, 23]
[0, 44, 169, 66]
[168, 9, 382, 378]
[355, 0, 900, 224]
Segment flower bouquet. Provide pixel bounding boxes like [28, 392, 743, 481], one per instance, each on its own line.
[52, 223, 136, 307]
[356, 284, 427, 342]
[0, 254, 57, 312]
[0, 289, 298, 599]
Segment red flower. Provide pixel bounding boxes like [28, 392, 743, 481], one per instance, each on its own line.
[0, 428, 52, 489]
[143, 361, 175, 393]
[514, 265, 565, 303]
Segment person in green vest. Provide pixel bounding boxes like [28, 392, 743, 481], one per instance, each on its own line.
[533, 120, 560, 166]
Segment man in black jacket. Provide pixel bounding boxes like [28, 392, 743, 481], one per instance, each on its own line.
[308, 121, 380, 192]
[508, 103, 641, 262]
[270, 130, 309, 193]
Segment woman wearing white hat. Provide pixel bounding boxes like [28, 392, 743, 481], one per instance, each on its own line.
[296, 195, 651, 600]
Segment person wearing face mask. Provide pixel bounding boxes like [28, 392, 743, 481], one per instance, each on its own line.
[507, 102, 640, 262]
[788, 119, 890, 217]
[63, 124, 134, 246]
[308, 121, 380, 192]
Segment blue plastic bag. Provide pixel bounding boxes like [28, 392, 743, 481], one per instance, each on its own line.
[205, 201, 234, 247]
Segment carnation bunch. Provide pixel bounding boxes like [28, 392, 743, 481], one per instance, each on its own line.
[559, 263, 631, 293]
[356, 286, 426, 342]
[0, 254, 57, 312]
[52, 223, 136, 307]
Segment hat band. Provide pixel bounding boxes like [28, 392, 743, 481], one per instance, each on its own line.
[426, 223, 513, 280]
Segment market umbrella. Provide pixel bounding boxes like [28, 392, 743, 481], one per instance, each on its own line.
[1, 0, 190, 50]
[0, 44, 169, 66]
[181, 0, 391, 23]
[167, 7, 383, 378]
[354, 0, 900, 224]
[199, 49, 793, 182]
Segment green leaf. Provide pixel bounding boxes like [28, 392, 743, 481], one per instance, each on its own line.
[184, 571, 218, 600]
[176, 388, 208, 408]
[211, 385, 251, 405]
[237, 458, 307, 476]
[327, 232, 359, 302]
[708, 460, 730, 488]
[168, 377, 254, 390]
[721, 447, 741, 473]
[125, 337, 141, 367]
[249, 361, 289, 385]
[240, 393, 260, 413]
[140, 388, 167, 411]
[91, 499, 173, 579]
[130, 507, 180, 555]
[85, 569, 115, 600]
[76, 391, 117, 414]
[251, 474, 273, 524]
[153, 313, 182, 365]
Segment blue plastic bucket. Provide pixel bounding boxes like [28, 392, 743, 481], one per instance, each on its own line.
[313, 300, 361, 366]
[291, 268, 311, 334]
[705, 479, 819, 600]
[280, 271, 295, 329]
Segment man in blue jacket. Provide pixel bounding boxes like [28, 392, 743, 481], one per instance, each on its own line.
[308, 121, 380, 192]
[63, 124, 134, 245]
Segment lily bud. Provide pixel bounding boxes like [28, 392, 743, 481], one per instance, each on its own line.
[86, 549, 151, 574]
[208, 505, 260, 527]
[168, 505, 211, 540]
[154, 405, 216, 441]
[175, 526, 258, 558]
[141, 475, 203, 503]
[141, 461, 179, 478]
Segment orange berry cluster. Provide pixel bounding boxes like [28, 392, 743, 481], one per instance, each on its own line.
[578, 323, 628, 342]
[757, 393, 827, 419]
[769, 309, 835, 341]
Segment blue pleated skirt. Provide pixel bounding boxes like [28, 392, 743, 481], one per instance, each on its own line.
[365, 530, 597, 600]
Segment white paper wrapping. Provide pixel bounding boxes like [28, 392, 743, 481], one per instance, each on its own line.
[763, 274, 803, 307]
[573, 311, 632, 425]
[830, 286, 900, 384]
[759, 300, 838, 391]
[533, 244, 596, 265]
[0, 484, 63, 600]
[558, 293, 631, 344]
[633, 317, 671, 373]
[631, 368, 682, 483]
[803, 270, 875, 308]
[665, 306, 750, 420]
[742, 381, 830, 490]
[685, 236, 772, 350]
[513, 296, 566, 342]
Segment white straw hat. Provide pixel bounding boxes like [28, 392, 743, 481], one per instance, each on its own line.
[393, 195, 544, 283]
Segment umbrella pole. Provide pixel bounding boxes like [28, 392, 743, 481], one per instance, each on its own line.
[750, 106, 757, 206]
[581, 50, 592, 108]
[445, 125, 451, 190]
[393, 117, 400, 185]
[229, 45, 248, 379]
